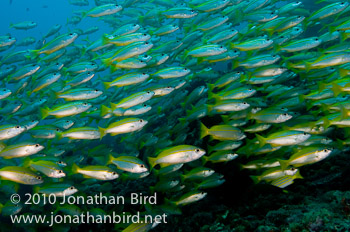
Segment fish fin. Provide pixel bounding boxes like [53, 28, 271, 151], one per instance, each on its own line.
[202, 155, 209, 165]
[71, 163, 80, 174]
[295, 170, 303, 179]
[28, 50, 40, 59]
[339, 69, 349, 78]
[102, 58, 112, 67]
[40, 107, 50, 119]
[56, 132, 63, 140]
[110, 64, 119, 73]
[102, 82, 111, 90]
[98, 127, 106, 139]
[101, 35, 110, 45]
[100, 105, 111, 117]
[278, 159, 289, 171]
[147, 156, 157, 170]
[207, 83, 215, 92]
[323, 118, 331, 129]
[199, 122, 209, 139]
[250, 175, 261, 184]
[110, 103, 118, 112]
[232, 60, 239, 69]
[331, 83, 343, 97]
[256, 134, 266, 147]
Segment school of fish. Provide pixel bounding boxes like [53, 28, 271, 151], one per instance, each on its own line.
[1, 0, 350, 230]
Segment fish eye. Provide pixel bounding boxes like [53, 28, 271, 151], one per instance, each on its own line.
[191, 10, 195, 13]
[283, 113, 287, 116]
[143, 104, 147, 107]
[291, 167, 295, 171]
[140, 164, 145, 168]
[323, 149, 328, 152]
[83, 103, 88, 105]
[195, 148, 200, 152]
[315, 38, 319, 41]
[142, 73, 146, 75]
[270, 12, 274, 15]
[112, 172, 117, 175]
[31, 120, 35, 122]
[297, 16, 301, 18]
[143, 33, 147, 36]
[69, 33, 73, 36]
[220, 46, 223, 48]
[237, 71, 240, 74]
[341, 2, 345, 4]
[16, 125, 20, 128]
[36, 176, 42, 180]
[161, 53, 165, 56]
[140, 60, 144, 63]
[32, 64, 36, 67]
[147, 91, 151, 94]
[273, 55, 276, 57]
[145, 42, 149, 45]
[267, 39, 270, 41]
[133, 24, 137, 27]
[58, 170, 63, 173]
[56, 128, 60, 131]
[58, 161, 63, 164]
[69, 186, 75, 190]
[243, 102, 247, 104]
[139, 119, 143, 122]
[35, 144, 40, 147]
[303, 132, 307, 135]
[296, 28, 300, 31]
[184, 68, 188, 70]
[3, 88, 6, 91]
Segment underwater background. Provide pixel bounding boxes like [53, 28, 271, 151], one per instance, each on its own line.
[1, 0, 350, 231]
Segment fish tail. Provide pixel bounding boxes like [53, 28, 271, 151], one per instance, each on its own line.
[110, 103, 118, 112]
[102, 58, 112, 67]
[331, 83, 343, 97]
[339, 69, 349, 78]
[207, 83, 215, 92]
[98, 127, 106, 139]
[110, 64, 119, 73]
[107, 154, 114, 165]
[250, 175, 261, 184]
[23, 157, 32, 168]
[56, 132, 63, 140]
[278, 159, 289, 171]
[256, 134, 266, 147]
[40, 107, 50, 119]
[100, 105, 111, 117]
[101, 35, 110, 45]
[199, 122, 209, 139]
[102, 81, 111, 90]
[28, 49, 40, 59]
[295, 170, 303, 179]
[71, 163, 80, 174]
[147, 156, 157, 170]
[202, 155, 209, 165]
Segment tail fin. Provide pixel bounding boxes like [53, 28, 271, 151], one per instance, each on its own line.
[256, 134, 266, 147]
[71, 163, 80, 174]
[98, 127, 107, 139]
[199, 122, 209, 139]
[147, 156, 158, 170]
[40, 107, 50, 119]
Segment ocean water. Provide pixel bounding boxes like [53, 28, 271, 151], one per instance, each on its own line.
[1, 0, 350, 231]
